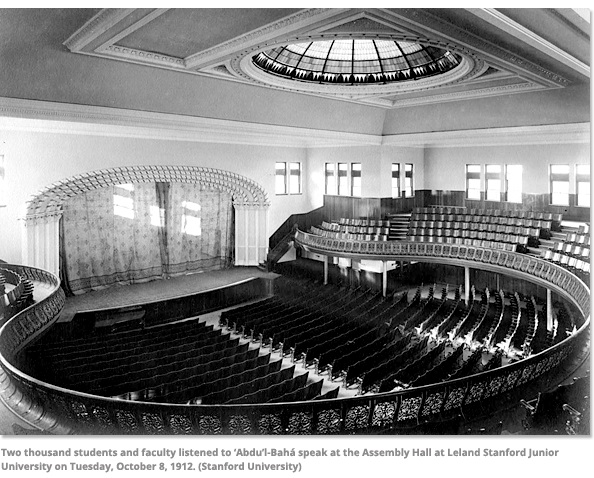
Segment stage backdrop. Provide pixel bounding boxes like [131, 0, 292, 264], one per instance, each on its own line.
[61, 182, 233, 294]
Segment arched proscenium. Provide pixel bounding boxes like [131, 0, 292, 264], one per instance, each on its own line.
[22, 166, 270, 273]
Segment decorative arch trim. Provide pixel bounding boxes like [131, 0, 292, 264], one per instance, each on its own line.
[25, 165, 269, 218]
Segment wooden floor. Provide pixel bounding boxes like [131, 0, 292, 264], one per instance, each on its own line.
[59, 266, 273, 322]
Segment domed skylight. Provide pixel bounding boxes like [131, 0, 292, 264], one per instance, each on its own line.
[252, 39, 461, 85]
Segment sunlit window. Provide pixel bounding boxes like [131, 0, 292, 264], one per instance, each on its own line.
[404, 163, 414, 197]
[0, 155, 5, 207]
[392, 163, 400, 198]
[505, 165, 522, 203]
[181, 201, 201, 236]
[325, 163, 336, 195]
[276, 161, 301, 195]
[338, 163, 348, 196]
[289, 162, 301, 194]
[466, 164, 481, 200]
[550, 164, 570, 206]
[113, 184, 135, 219]
[485, 164, 502, 201]
[275, 162, 287, 195]
[351, 163, 361, 197]
[576, 164, 590, 207]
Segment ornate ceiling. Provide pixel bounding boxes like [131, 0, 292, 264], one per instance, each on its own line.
[63, 8, 590, 109]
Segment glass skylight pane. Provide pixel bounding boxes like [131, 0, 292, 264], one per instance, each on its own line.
[398, 42, 423, 54]
[486, 165, 501, 173]
[353, 40, 378, 60]
[467, 165, 481, 173]
[304, 41, 333, 58]
[328, 40, 353, 60]
[286, 43, 309, 55]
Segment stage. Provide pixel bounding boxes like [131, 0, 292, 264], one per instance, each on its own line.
[58, 267, 276, 322]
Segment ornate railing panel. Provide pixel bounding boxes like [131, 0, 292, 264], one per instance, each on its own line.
[0, 248, 589, 434]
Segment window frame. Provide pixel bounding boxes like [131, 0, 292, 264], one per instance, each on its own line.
[350, 162, 361, 197]
[0, 155, 5, 207]
[391, 163, 401, 198]
[505, 164, 523, 203]
[550, 164, 570, 206]
[325, 162, 336, 195]
[466, 164, 481, 200]
[275, 161, 302, 196]
[403, 163, 414, 198]
[576, 164, 590, 208]
[337, 162, 349, 196]
[485, 164, 502, 202]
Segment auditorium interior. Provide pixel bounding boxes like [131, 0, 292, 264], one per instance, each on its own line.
[0, 8, 590, 436]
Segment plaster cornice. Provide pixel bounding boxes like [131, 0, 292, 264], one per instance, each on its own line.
[382, 123, 591, 148]
[0, 97, 380, 148]
[0, 98, 587, 149]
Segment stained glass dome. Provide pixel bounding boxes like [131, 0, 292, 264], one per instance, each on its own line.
[252, 39, 461, 85]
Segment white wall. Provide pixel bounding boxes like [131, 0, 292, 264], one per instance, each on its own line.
[0, 129, 310, 263]
[305, 145, 425, 210]
[424, 143, 590, 193]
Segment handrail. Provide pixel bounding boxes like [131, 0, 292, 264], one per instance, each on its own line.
[0, 249, 589, 435]
[294, 229, 590, 319]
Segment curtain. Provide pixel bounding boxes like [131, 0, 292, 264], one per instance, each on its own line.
[164, 183, 233, 276]
[61, 182, 233, 294]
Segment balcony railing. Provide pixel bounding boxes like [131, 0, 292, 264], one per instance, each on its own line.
[0, 242, 589, 434]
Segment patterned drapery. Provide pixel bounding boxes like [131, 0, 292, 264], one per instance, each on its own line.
[61, 182, 233, 294]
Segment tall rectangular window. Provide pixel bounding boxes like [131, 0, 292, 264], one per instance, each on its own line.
[338, 163, 348, 196]
[275, 162, 287, 195]
[275, 161, 301, 195]
[550, 164, 570, 205]
[404, 163, 414, 197]
[485, 164, 502, 201]
[505, 165, 522, 203]
[576, 164, 590, 207]
[0, 155, 5, 207]
[391, 163, 401, 198]
[466, 164, 481, 200]
[289, 162, 301, 194]
[325, 163, 336, 195]
[351, 163, 361, 197]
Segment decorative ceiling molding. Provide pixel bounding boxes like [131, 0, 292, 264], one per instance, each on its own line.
[62, 8, 579, 109]
[383, 8, 572, 87]
[382, 123, 591, 148]
[0, 97, 380, 148]
[467, 8, 590, 78]
[1, 97, 586, 151]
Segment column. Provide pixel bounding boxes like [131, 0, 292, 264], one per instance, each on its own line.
[382, 260, 388, 297]
[464, 266, 470, 305]
[323, 255, 329, 285]
[546, 288, 554, 332]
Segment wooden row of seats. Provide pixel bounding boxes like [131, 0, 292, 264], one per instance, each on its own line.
[408, 235, 521, 252]
[321, 221, 390, 235]
[338, 218, 391, 227]
[413, 207, 560, 221]
[310, 226, 389, 242]
[409, 228, 531, 244]
[0, 268, 34, 312]
[410, 219, 547, 233]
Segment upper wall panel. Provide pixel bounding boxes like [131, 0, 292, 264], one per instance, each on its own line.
[0, 9, 386, 136]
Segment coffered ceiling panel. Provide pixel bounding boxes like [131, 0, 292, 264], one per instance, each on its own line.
[62, 8, 589, 110]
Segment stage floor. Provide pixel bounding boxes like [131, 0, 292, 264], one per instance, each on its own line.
[59, 267, 274, 322]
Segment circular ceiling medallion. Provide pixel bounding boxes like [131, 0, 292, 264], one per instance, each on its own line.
[231, 35, 486, 98]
